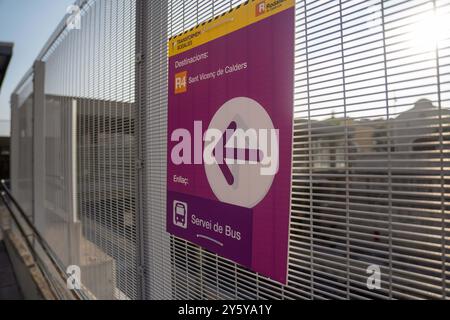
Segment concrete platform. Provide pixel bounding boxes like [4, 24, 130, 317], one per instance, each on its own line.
[0, 241, 23, 300]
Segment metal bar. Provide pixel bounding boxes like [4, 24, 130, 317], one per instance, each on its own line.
[135, 0, 145, 300]
[32, 60, 46, 228]
[10, 94, 19, 198]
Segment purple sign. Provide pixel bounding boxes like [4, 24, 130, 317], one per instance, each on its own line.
[167, 0, 294, 284]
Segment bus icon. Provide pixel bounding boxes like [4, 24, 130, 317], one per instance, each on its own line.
[173, 201, 188, 229]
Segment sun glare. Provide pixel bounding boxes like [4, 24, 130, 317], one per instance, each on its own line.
[410, 10, 450, 51]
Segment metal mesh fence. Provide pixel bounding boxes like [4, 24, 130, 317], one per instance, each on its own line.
[292, 0, 450, 300]
[12, 76, 34, 220]
[11, 0, 139, 300]
[9, 0, 450, 300]
[140, 0, 450, 300]
[44, 0, 138, 299]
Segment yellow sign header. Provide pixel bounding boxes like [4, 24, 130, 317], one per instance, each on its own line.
[168, 0, 295, 57]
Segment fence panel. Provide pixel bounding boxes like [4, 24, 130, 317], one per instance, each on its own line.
[140, 0, 450, 300]
[12, 76, 34, 220]
[9, 0, 450, 300]
[11, 0, 139, 300]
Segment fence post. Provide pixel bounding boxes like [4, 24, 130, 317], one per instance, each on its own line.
[135, 0, 145, 300]
[10, 93, 19, 198]
[139, 0, 171, 300]
[33, 60, 45, 226]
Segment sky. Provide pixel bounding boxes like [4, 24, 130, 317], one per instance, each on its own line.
[0, 0, 74, 120]
[0, 0, 448, 123]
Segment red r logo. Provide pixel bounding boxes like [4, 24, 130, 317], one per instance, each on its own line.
[256, 1, 266, 16]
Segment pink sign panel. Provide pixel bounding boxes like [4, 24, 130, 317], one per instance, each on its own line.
[167, 1, 294, 284]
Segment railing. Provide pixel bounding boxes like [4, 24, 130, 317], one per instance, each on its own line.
[0, 179, 86, 300]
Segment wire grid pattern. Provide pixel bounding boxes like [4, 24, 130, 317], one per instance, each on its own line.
[41, 0, 138, 299]
[39, 95, 73, 268]
[294, 0, 449, 300]
[12, 76, 34, 220]
[141, 0, 449, 300]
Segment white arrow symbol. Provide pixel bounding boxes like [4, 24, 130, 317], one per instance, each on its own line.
[212, 120, 263, 186]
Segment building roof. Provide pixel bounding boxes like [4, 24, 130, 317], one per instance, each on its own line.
[0, 42, 14, 90]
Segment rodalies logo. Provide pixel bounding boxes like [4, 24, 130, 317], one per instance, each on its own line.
[255, 0, 287, 16]
[255, 1, 267, 16]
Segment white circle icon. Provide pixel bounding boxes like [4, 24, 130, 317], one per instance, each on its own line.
[204, 97, 277, 208]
